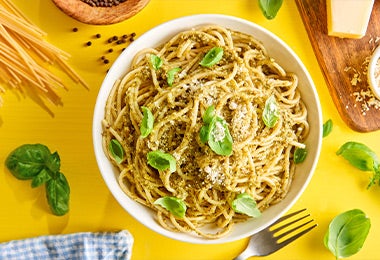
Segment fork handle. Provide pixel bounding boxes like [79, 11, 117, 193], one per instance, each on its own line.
[233, 250, 253, 260]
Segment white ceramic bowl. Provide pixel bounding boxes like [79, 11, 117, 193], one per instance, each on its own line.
[368, 45, 380, 100]
[93, 14, 322, 244]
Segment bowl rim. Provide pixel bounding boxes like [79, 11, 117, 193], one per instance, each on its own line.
[92, 13, 323, 244]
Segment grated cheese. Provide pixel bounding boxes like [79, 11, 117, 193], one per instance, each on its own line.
[204, 165, 224, 185]
[211, 121, 226, 142]
[345, 37, 380, 115]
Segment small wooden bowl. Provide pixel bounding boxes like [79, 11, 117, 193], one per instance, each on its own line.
[52, 0, 150, 25]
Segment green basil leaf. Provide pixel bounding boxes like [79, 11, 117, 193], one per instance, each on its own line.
[200, 105, 215, 144]
[324, 209, 370, 259]
[208, 117, 233, 156]
[46, 172, 70, 216]
[5, 144, 51, 180]
[140, 106, 154, 138]
[31, 169, 52, 188]
[150, 54, 163, 70]
[147, 150, 176, 173]
[46, 152, 61, 178]
[294, 147, 307, 164]
[258, 0, 283, 20]
[323, 119, 333, 137]
[154, 196, 187, 218]
[199, 125, 210, 144]
[167, 67, 181, 86]
[262, 95, 279, 128]
[200, 47, 223, 67]
[202, 105, 215, 124]
[109, 139, 124, 164]
[337, 142, 379, 172]
[368, 167, 380, 188]
[232, 193, 261, 218]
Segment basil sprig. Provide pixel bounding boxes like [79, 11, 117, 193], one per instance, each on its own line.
[200, 47, 223, 67]
[154, 196, 187, 218]
[232, 193, 261, 218]
[5, 144, 70, 216]
[147, 150, 176, 173]
[258, 0, 283, 20]
[262, 95, 279, 128]
[337, 141, 380, 188]
[324, 209, 371, 259]
[200, 105, 233, 156]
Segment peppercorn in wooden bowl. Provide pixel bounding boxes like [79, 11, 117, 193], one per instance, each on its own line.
[52, 0, 150, 25]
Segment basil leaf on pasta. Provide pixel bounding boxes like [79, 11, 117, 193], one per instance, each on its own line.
[167, 67, 181, 86]
[262, 95, 279, 128]
[200, 106, 233, 156]
[140, 106, 154, 138]
[202, 105, 215, 124]
[294, 147, 307, 164]
[147, 150, 176, 173]
[150, 54, 163, 70]
[232, 193, 261, 218]
[199, 125, 210, 144]
[109, 139, 124, 164]
[200, 47, 223, 67]
[154, 196, 187, 218]
[208, 117, 233, 156]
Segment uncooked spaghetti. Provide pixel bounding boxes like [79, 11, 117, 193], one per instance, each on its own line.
[102, 25, 309, 239]
[0, 0, 88, 106]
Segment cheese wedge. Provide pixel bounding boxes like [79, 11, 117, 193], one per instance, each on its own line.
[327, 0, 374, 39]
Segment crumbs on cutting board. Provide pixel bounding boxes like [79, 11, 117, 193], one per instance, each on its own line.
[345, 36, 380, 115]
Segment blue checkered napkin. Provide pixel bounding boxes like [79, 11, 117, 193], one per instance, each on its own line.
[0, 230, 133, 260]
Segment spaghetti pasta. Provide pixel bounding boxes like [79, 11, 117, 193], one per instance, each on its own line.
[0, 0, 88, 106]
[102, 25, 309, 238]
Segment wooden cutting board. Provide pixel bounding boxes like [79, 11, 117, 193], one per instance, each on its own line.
[295, 0, 380, 132]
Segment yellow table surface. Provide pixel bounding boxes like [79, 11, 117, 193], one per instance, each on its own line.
[1, 1, 380, 259]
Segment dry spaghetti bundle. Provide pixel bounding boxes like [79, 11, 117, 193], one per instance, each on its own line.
[0, 0, 88, 106]
[102, 25, 309, 238]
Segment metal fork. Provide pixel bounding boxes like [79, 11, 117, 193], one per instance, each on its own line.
[233, 209, 317, 260]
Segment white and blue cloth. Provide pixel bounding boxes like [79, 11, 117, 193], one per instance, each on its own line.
[0, 230, 133, 260]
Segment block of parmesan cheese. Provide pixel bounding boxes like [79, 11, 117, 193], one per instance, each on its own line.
[327, 0, 374, 39]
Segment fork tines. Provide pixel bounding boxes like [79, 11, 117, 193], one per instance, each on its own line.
[270, 208, 317, 247]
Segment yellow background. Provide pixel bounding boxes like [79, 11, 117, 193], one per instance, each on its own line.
[1, 1, 380, 259]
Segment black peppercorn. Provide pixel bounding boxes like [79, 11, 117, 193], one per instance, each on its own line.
[80, 0, 127, 7]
